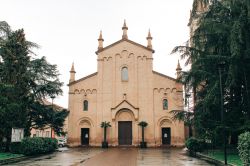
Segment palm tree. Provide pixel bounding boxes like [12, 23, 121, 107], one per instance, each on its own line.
[100, 121, 111, 148]
[138, 121, 148, 148]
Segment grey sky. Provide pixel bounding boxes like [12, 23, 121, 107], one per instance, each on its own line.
[1, 0, 193, 107]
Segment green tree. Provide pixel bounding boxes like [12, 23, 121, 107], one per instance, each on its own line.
[170, 91, 194, 138]
[172, 0, 250, 144]
[238, 132, 250, 166]
[171, 110, 194, 138]
[0, 21, 68, 151]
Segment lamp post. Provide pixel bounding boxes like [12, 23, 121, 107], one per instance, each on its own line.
[218, 61, 227, 165]
[50, 95, 55, 138]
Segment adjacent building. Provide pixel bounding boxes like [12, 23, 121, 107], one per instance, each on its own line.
[30, 100, 68, 139]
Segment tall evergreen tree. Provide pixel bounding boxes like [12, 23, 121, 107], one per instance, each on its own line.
[0, 21, 68, 151]
[172, 0, 250, 144]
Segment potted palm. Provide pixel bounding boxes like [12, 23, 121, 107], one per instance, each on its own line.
[101, 121, 111, 148]
[138, 121, 148, 148]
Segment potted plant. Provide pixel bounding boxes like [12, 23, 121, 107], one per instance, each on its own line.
[101, 121, 111, 148]
[138, 121, 148, 148]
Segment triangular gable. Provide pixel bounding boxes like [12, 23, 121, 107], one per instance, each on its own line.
[95, 38, 155, 55]
[111, 100, 139, 120]
[111, 100, 139, 110]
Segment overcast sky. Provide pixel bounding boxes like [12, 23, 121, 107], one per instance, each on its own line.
[1, 0, 193, 108]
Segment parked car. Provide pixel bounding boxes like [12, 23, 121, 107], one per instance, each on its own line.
[57, 138, 67, 147]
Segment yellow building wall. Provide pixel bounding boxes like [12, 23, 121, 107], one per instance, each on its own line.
[68, 39, 184, 147]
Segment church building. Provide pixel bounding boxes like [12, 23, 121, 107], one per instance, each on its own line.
[67, 21, 185, 147]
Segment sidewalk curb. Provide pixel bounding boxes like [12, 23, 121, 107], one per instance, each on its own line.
[0, 152, 55, 165]
[196, 153, 236, 166]
[0, 155, 28, 165]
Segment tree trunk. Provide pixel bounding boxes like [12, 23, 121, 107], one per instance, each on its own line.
[142, 127, 144, 142]
[104, 127, 107, 142]
[189, 125, 193, 138]
[5, 136, 11, 152]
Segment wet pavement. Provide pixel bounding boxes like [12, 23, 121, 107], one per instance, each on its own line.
[84, 148, 137, 166]
[6, 147, 215, 166]
[137, 148, 215, 166]
[6, 147, 104, 166]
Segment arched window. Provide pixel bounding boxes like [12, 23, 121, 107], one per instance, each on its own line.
[163, 99, 168, 110]
[121, 67, 128, 81]
[83, 100, 88, 111]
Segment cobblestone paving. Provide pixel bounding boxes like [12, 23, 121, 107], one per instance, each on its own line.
[6, 147, 215, 166]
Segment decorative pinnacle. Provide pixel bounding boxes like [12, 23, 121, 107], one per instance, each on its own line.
[122, 20, 128, 30]
[98, 30, 104, 41]
[98, 30, 104, 50]
[147, 29, 152, 40]
[122, 20, 128, 39]
[146, 29, 153, 49]
[176, 60, 182, 71]
[70, 62, 76, 73]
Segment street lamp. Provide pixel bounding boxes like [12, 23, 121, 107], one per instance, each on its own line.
[50, 95, 55, 138]
[218, 61, 227, 165]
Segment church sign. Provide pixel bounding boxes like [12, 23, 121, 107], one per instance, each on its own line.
[11, 128, 24, 142]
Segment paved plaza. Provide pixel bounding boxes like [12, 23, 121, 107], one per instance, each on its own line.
[7, 147, 215, 166]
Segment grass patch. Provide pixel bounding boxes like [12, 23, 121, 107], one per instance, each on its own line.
[204, 150, 242, 166]
[0, 153, 23, 160]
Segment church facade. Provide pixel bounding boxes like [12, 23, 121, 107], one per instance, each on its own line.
[67, 21, 185, 147]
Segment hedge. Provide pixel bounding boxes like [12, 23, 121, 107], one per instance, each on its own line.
[238, 132, 250, 166]
[20, 137, 58, 156]
[10, 142, 22, 154]
[185, 137, 205, 156]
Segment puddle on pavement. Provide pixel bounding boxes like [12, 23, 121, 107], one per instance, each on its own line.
[7, 148, 215, 166]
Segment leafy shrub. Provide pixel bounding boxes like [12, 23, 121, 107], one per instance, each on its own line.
[10, 142, 22, 154]
[43, 137, 58, 152]
[238, 132, 250, 166]
[21, 137, 58, 156]
[185, 137, 205, 155]
[0, 142, 6, 152]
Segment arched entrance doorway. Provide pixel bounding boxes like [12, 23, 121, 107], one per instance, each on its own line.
[78, 118, 92, 145]
[159, 118, 172, 145]
[115, 109, 135, 145]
